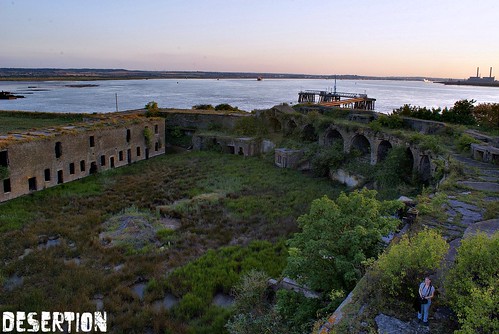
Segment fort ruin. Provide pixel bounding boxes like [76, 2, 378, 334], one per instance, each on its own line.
[0, 115, 165, 202]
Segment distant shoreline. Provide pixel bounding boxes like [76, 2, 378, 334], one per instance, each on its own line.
[0, 68, 448, 82]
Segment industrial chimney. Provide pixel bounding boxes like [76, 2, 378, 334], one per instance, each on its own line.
[490, 67, 493, 78]
[477, 67, 480, 78]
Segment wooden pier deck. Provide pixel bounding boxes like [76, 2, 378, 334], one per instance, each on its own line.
[298, 90, 376, 110]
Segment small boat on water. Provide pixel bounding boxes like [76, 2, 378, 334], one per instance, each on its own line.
[257, 76, 263, 81]
[0, 91, 25, 100]
[423, 79, 432, 83]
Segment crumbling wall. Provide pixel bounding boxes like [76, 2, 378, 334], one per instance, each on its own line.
[1, 119, 165, 203]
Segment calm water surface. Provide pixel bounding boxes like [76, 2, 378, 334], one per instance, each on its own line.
[1, 79, 498, 114]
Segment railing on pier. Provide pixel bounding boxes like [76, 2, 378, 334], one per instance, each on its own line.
[298, 90, 375, 110]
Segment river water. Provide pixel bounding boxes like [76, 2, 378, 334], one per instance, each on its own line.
[1, 78, 498, 114]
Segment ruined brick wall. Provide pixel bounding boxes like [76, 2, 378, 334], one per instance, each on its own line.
[0, 119, 165, 203]
[162, 111, 249, 130]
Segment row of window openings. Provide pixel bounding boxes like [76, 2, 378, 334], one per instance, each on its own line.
[89, 126, 159, 147]
[2, 146, 155, 194]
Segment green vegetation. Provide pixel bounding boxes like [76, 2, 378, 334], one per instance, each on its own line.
[168, 241, 286, 332]
[445, 232, 499, 334]
[145, 101, 159, 117]
[370, 229, 449, 301]
[285, 189, 403, 292]
[144, 126, 154, 148]
[0, 110, 86, 134]
[0, 151, 340, 333]
[215, 103, 240, 112]
[193, 104, 215, 110]
[226, 270, 285, 334]
[393, 99, 499, 130]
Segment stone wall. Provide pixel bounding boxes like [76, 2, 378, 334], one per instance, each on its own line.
[402, 117, 446, 134]
[192, 134, 260, 157]
[161, 110, 249, 130]
[1, 119, 165, 203]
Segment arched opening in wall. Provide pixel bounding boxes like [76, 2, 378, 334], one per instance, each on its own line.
[286, 119, 297, 135]
[324, 129, 344, 148]
[238, 147, 244, 155]
[419, 155, 432, 184]
[377, 140, 393, 162]
[351, 134, 371, 161]
[406, 148, 415, 171]
[301, 124, 318, 142]
[269, 117, 282, 132]
[55, 142, 62, 158]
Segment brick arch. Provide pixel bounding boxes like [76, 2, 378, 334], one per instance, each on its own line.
[351, 134, 371, 156]
[301, 124, 318, 142]
[286, 119, 297, 134]
[324, 128, 345, 148]
[377, 140, 393, 162]
[269, 117, 282, 132]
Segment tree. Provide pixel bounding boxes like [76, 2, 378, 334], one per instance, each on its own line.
[369, 229, 448, 301]
[145, 101, 159, 117]
[445, 232, 499, 334]
[442, 99, 476, 125]
[284, 189, 403, 293]
[472, 103, 499, 129]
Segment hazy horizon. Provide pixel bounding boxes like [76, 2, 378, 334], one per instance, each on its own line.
[2, 0, 498, 79]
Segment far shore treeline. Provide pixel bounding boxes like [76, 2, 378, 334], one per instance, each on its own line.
[0, 68, 447, 82]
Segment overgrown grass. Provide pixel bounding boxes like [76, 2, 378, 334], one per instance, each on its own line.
[0, 151, 340, 333]
[0, 110, 87, 134]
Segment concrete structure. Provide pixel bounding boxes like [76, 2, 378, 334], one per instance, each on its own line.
[0, 117, 165, 203]
[192, 134, 260, 157]
[161, 109, 249, 131]
[471, 143, 499, 164]
[274, 148, 306, 169]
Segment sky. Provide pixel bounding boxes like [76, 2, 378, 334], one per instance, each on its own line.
[1, 0, 498, 78]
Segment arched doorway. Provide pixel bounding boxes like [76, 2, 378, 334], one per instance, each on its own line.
[351, 134, 371, 160]
[419, 155, 432, 184]
[301, 124, 318, 142]
[377, 140, 393, 162]
[324, 129, 344, 148]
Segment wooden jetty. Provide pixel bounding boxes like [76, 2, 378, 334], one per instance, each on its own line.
[298, 90, 376, 110]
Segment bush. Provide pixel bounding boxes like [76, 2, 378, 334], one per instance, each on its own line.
[215, 103, 239, 112]
[193, 104, 215, 110]
[445, 232, 499, 334]
[233, 117, 267, 136]
[377, 114, 404, 129]
[456, 134, 480, 154]
[226, 270, 286, 334]
[310, 142, 346, 177]
[370, 229, 448, 301]
[145, 101, 159, 117]
[285, 189, 403, 293]
[275, 290, 323, 334]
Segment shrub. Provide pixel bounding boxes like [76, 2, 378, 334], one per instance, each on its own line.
[377, 114, 404, 129]
[285, 189, 403, 293]
[233, 117, 267, 136]
[226, 270, 286, 334]
[215, 103, 239, 112]
[456, 133, 480, 154]
[193, 104, 215, 110]
[145, 101, 159, 117]
[445, 232, 499, 334]
[275, 290, 322, 334]
[370, 229, 448, 301]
